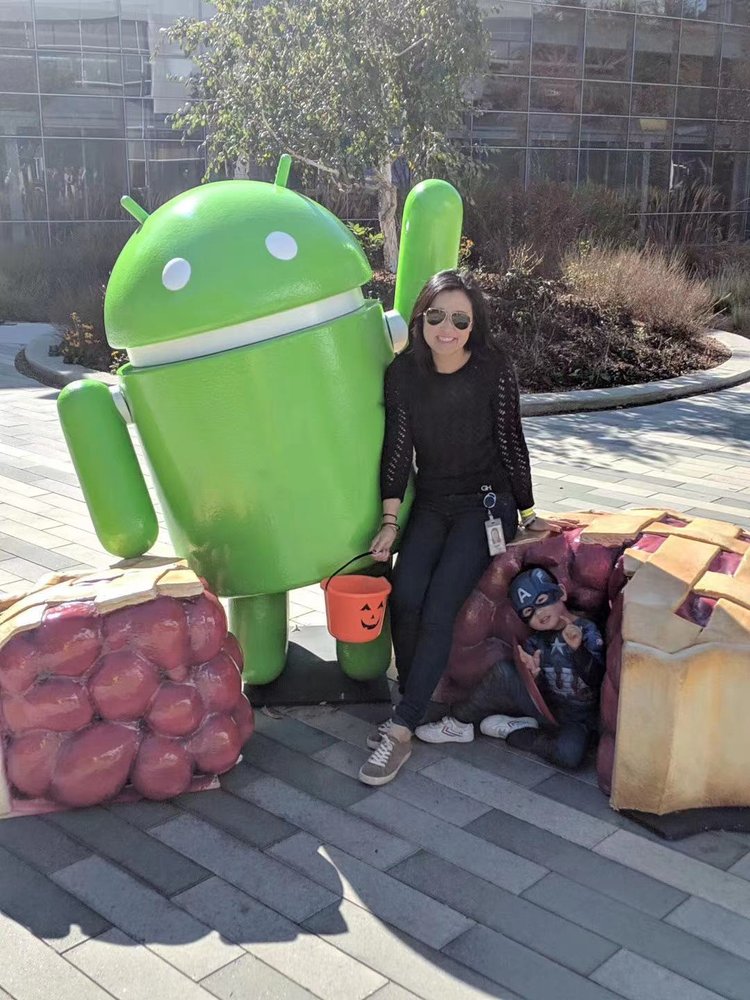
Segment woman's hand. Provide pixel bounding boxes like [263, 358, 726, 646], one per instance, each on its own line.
[370, 523, 398, 562]
[524, 515, 579, 535]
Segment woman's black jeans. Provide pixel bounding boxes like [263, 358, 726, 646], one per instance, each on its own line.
[391, 491, 518, 732]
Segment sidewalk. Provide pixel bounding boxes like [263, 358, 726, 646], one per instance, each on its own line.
[2, 324, 750, 1000]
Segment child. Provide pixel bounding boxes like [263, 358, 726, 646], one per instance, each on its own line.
[415, 566, 605, 770]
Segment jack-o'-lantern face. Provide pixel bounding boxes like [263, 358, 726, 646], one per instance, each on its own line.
[360, 601, 384, 631]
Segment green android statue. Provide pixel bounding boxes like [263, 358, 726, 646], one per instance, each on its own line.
[57, 157, 463, 685]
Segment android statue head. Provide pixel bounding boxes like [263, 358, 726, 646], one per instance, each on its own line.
[107, 156, 373, 368]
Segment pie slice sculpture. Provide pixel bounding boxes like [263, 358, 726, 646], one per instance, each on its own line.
[442, 509, 750, 816]
[0, 558, 254, 817]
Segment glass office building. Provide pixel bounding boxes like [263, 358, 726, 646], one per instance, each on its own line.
[1, 0, 749, 243]
[0, 0, 207, 243]
[473, 0, 750, 238]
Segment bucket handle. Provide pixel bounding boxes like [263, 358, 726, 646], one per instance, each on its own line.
[323, 552, 376, 591]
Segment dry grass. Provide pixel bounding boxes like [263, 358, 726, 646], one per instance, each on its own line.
[710, 261, 750, 334]
[563, 244, 714, 336]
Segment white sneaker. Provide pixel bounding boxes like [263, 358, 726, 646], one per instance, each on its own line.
[415, 716, 474, 744]
[480, 715, 539, 740]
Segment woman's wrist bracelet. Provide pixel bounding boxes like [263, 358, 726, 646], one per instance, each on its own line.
[381, 521, 399, 533]
[520, 509, 537, 528]
[382, 514, 398, 523]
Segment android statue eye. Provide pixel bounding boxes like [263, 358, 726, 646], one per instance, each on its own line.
[162, 257, 191, 291]
[265, 231, 298, 261]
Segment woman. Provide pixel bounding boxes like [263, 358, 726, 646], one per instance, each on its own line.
[359, 269, 567, 786]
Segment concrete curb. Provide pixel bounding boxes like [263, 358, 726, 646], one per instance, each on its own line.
[22, 331, 117, 389]
[519, 331, 750, 416]
[21, 329, 749, 414]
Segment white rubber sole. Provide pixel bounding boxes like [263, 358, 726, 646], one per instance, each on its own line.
[358, 748, 412, 786]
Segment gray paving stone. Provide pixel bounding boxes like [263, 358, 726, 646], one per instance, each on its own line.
[429, 734, 554, 788]
[65, 928, 215, 1000]
[305, 899, 521, 1000]
[151, 813, 336, 921]
[52, 856, 243, 980]
[444, 924, 621, 1000]
[667, 896, 750, 962]
[49, 807, 210, 896]
[175, 876, 386, 1000]
[595, 829, 750, 919]
[466, 810, 686, 917]
[0, 911, 112, 1000]
[422, 758, 616, 848]
[0, 531, 79, 569]
[391, 850, 616, 976]
[231, 769, 416, 870]
[201, 953, 318, 1000]
[270, 832, 474, 949]
[313, 741, 493, 827]
[254, 710, 338, 754]
[367, 986, 422, 1000]
[533, 773, 750, 869]
[728, 849, 750, 880]
[0, 842, 108, 953]
[284, 705, 444, 771]
[525, 873, 750, 1000]
[0, 814, 89, 873]
[591, 950, 724, 1000]
[107, 800, 181, 830]
[352, 792, 546, 894]
[175, 788, 298, 848]
[233, 732, 371, 808]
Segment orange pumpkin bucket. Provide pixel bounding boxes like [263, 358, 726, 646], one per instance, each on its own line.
[321, 552, 392, 644]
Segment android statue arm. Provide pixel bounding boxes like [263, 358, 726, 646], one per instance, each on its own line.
[57, 378, 158, 558]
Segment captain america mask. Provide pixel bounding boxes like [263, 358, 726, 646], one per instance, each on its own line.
[509, 568, 565, 627]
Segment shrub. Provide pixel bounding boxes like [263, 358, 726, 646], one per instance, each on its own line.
[347, 222, 385, 269]
[709, 261, 750, 333]
[462, 179, 638, 276]
[562, 244, 714, 337]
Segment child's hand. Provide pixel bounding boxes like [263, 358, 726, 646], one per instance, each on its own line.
[562, 622, 582, 650]
[517, 644, 542, 678]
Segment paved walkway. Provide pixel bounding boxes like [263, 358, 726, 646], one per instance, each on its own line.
[1, 322, 750, 1000]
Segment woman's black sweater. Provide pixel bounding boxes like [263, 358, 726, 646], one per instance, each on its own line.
[380, 349, 534, 511]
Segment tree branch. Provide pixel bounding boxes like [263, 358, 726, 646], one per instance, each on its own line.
[394, 36, 426, 58]
[259, 110, 341, 179]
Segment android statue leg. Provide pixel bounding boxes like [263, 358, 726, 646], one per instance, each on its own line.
[229, 593, 289, 685]
[337, 612, 393, 681]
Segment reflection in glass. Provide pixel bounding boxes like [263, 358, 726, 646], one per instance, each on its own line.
[713, 150, 750, 236]
[578, 148, 627, 189]
[475, 146, 526, 183]
[0, 0, 35, 47]
[484, 3, 533, 76]
[631, 83, 676, 116]
[0, 137, 45, 220]
[528, 112, 580, 146]
[530, 77, 581, 112]
[583, 80, 631, 115]
[476, 73, 529, 112]
[626, 149, 671, 215]
[682, 0, 727, 20]
[0, 94, 40, 134]
[720, 25, 750, 89]
[0, 50, 37, 92]
[676, 85, 718, 118]
[629, 115, 674, 147]
[678, 21, 720, 87]
[144, 139, 204, 209]
[725, 0, 750, 25]
[528, 147, 578, 182]
[531, 6, 585, 79]
[633, 16, 679, 83]
[580, 115, 629, 147]
[35, 0, 120, 48]
[39, 51, 123, 94]
[717, 88, 750, 120]
[123, 53, 151, 97]
[716, 120, 750, 149]
[674, 119, 715, 148]
[126, 99, 180, 139]
[637, 0, 681, 12]
[584, 11, 634, 81]
[44, 136, 126, 219]
[41, 95, 124, 137]
[471, 112, 528, 146]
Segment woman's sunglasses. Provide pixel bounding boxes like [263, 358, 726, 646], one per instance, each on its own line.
[423, 307, 472, 331]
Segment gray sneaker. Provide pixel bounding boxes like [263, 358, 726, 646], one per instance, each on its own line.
[366, 718, 394, 750]
[359, 733, 412, 786]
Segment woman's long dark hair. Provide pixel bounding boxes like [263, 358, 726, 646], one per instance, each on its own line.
[406, 269, 499, 372]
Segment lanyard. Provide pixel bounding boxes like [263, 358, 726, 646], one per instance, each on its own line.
[481, 484, 497, 521]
